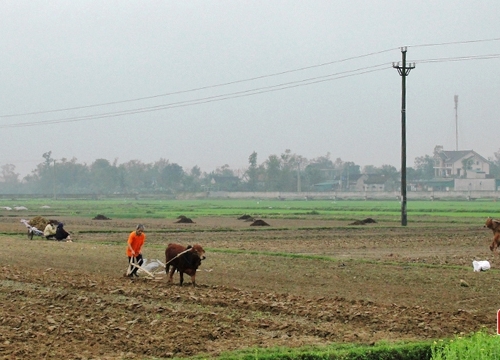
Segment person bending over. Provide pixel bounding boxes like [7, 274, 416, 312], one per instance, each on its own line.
[44, 221, 57, 240]
[55, 223, 72, 242]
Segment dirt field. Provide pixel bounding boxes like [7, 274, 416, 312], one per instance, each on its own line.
[1, 215, 499, 359]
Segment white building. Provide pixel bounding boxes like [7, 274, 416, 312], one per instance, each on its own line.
[433, 145, 490, 178]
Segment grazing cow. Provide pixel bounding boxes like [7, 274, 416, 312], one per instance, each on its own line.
[485, 217, 500, 252]
[165, 243, 206, 286]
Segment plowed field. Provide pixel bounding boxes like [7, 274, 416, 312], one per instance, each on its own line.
[1, 216, 499, 359]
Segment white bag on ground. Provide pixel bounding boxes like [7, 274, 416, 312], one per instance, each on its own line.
[142, 259, 162, 272]
[472, 260, 490, 272]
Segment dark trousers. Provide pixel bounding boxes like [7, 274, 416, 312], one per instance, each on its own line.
[128, 254, 143, 276]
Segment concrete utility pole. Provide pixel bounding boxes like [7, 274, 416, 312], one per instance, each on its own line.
[393, 47, 415, 226]
[454, 95, 459, 151]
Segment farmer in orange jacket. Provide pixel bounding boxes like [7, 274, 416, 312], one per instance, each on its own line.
[126, 224, 146, 278]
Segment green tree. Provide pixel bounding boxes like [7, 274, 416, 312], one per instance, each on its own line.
[42, 151, 53, 167]
[363, 165, 377, 174]
[28, 152, 56, 194]
[54, 158, 90, 194]
[190, 165, 201, 179]
[461, 157, 473, 178]
[264, 155, 281, 191]
[246, 151, 259, 191]
[90, 159, 119, 194]
[0, 164, 20, 193]
[1, 164, 19, 184]
[488, 149, 500, 178]
[160, 163, 184, 192]
[120, 160, 151, 192]
[279, 149, 303, 192]
[380, 164, 399, 180]
[209, 165, 240, 191]
[183, 165, 202, 192]
[339, 161, 360, 190]
[414, 155, 435, 180]
[304, 153, 334, 188]
[406, 167, 418, 181]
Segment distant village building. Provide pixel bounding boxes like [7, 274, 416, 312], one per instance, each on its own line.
[432, 145, 497, 191]
[433, 145, 490, 178]
[355, 174, 394, 192]
[312, 146, 498, 192]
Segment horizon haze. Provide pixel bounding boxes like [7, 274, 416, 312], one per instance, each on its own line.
[2, 1, 500, 177]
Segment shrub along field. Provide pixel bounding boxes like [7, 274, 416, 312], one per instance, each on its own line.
[0, 198, 499, 359]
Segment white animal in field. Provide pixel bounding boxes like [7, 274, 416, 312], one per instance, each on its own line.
[1, 206, 12, 210]
[41, 205, 51, 209]
[14, 206, 28, 211]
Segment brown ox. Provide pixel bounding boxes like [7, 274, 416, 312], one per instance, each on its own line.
[165, 243, 206, 286]
[485, 217, 500, 252]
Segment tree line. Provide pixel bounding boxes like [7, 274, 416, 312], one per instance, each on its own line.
[1, 149, 499, 195]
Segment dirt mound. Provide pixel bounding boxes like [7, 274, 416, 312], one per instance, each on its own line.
[238, 214, 255, 221]
[250, 219, 270, 226]
[92, 214, 111, 220]
[176, 217, 194, 224]
[349, 218, 377, 225]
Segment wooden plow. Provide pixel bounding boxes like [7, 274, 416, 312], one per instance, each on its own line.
[125, 248, 193, 279]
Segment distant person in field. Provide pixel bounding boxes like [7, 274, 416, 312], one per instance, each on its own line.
[55, 223, 72, 242]
[126, 224, 146, 278]
[44, 221, 57, 240]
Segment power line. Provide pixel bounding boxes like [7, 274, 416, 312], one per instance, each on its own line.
[409, 53, 500, 63]
[0, 65, 390, 129]
[1, 50, 499, 129]
[1, 39, 499, 125]
[408, 37, 500, 48]
[2, 38, 499, 118]
[0, 48, 398, 118]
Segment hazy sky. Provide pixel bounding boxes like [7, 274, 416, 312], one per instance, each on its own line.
[1, 1, 500, 177]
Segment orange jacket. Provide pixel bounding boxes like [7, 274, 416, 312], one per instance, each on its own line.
[126, 231, 145, 257]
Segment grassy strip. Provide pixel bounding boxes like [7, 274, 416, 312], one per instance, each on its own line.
[184, 341, 433, 360]
[185, 331, 500, 359]
[430, 331, 500, 359]
[2, 198, 499, 221]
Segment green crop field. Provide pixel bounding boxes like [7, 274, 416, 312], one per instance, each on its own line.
[2, 198, 499, 223]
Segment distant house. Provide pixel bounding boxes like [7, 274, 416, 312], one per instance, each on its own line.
[343, 174, 363, 190]
[412, 178, 455, 192]
[355, 174, 393, 192]
[433, 145, 490, 178]
[312, 174, 363, 191]
[313, 180, 338, 192]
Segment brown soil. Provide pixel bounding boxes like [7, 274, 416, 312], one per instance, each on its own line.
[0, 216, 498, 359]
